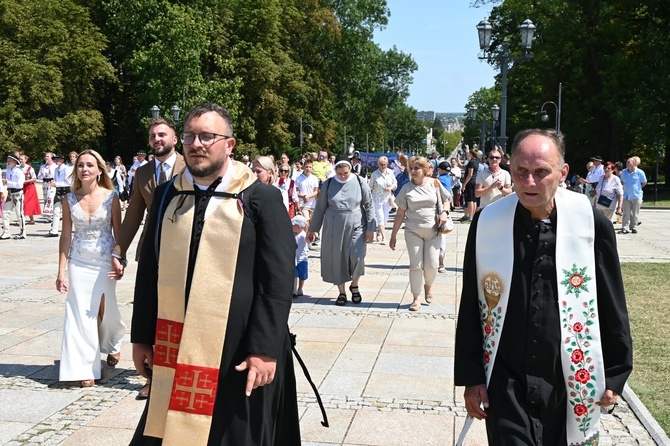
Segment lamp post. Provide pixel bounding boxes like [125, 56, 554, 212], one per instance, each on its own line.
[171, 105, 181, 133]
[299, 117, 314, 158]
[491, 104, 500, 148]
[540, 82, 562, 132]
[477, 18, 536, 152]
[347, 136, 355, 155]
[469, 105, 489, 151]
[151, 105, 160, 119]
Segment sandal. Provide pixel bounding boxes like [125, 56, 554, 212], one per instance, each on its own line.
[409, 301, 421, 311]
[335, 293, 347, 306]
[349, 286, 362, 304]
[106, 353, 120, 367]
[425, 295, 433, 304]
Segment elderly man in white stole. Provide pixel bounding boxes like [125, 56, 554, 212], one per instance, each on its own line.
[455, 129, 632, 446]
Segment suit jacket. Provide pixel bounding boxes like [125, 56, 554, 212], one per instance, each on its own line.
[113, 152, 186, 261]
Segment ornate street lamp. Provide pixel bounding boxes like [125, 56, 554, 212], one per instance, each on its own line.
[540, 82, 562, 132]
[151, 105, 160, 119]
[491, 104, 500, 147]
[299, 117, 314, 158]
[347, 136, 355, 154]
[171, 105, 181, 124]
[477, 18, 536, 152]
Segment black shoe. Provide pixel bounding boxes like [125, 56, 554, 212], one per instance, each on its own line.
[631, 228, 637, 234]
[335, 293, 347, 306]
[45, 232, 59, 237]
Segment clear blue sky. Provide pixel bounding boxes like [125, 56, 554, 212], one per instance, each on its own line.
[374, 0, 495, 113]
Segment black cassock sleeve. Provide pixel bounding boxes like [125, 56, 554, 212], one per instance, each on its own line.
[246, 184, 296, 359]
[454, 211, 486, 387]
[592, 208, 633, 394]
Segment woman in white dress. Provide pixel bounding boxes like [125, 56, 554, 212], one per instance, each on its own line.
[56, 149, 125, 387]
[369, 156, 397, 244]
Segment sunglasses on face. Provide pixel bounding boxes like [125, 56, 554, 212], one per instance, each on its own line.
[489, 156, 501, 160]
[280, 169, 289, 173]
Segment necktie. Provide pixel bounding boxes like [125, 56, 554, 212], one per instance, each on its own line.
[159, 162, 167, 185]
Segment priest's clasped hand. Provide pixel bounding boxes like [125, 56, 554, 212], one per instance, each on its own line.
[235, 354, 277, 397]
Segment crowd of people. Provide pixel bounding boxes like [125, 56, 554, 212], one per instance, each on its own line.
[0, 113, 647, 444]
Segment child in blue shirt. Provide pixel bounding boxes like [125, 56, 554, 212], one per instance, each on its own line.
[292, 215, 309, 297]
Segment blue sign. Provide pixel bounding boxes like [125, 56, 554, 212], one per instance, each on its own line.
[358, 152, 397, 170]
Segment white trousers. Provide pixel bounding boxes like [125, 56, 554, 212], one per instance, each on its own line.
[404, 227, 440, 295]
[49, 193, 67, 235]
[373, 198, 391, 230]
[2, 191, 25, 235]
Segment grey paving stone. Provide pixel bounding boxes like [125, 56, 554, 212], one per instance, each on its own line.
[0, 389, 81, 423]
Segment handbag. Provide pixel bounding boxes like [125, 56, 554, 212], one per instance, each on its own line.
[596, 195, 612, 208]
[434, 179, 454, 234]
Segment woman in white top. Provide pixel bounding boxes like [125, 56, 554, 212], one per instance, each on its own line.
[369, 156, 397, 244]
[594, 161, 623, 220]
[389, 156, 450, 311]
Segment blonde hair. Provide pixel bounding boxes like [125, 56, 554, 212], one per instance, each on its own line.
[632, 156, 641, 166]
[253, 155, 277, 184]
[408, 156, 430, 176]
[586, 161, 594, 170]
[377, 156, 389, 167]
[72, 149, 114, 191]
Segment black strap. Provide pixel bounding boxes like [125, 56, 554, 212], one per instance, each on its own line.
[290, 330, 329, 427]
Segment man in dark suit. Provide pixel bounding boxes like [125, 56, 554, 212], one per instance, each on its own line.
[111, 117, 186, 399]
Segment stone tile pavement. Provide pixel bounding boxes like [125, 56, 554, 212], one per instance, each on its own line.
[1, 205, 669, 445]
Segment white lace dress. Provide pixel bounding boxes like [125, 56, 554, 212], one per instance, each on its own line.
[59, 190, 126, 381]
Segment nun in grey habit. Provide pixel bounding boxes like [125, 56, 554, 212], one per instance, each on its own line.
[307, 156, 376, 306]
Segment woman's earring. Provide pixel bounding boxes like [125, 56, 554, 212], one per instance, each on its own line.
[97, 174, 101, 182]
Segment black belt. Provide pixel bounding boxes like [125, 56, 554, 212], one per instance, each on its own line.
[7, 188, 22, 194]
[56, 187, 70, 195]
[43, 178, 53, 182]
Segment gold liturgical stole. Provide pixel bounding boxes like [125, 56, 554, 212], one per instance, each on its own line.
[144, 162, 256, 445]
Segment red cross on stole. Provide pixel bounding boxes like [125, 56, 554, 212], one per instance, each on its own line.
[154, 319, 183, 367]
[169, 364, 218, 415]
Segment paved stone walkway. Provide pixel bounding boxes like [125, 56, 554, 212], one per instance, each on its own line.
[1, 203, 669, 445]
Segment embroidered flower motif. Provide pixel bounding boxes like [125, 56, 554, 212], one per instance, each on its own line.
[560, 271, 599, 439]
[571, 349, 585, 364]
[575, 368, 590, 384]
[574, 404, 588, 416]
[484, 325, 491, 335]
[483, 350, 490, 363]
[560, 264, 592, 298]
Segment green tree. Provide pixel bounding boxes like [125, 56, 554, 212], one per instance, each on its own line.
[0, 0, 112, 159]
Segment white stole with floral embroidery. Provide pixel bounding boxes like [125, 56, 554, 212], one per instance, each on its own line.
[457, 188, 605, 446]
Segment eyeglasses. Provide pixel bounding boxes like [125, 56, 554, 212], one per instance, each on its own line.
[180, 132, 231, 146]
[280, 169, 289, 173]
[488, 156, 501, 160]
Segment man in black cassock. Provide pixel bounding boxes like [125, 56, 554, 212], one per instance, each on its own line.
[129, 103, 300, 445]
[454, 129, 632, 445]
